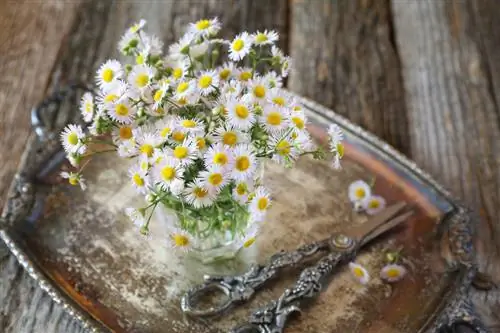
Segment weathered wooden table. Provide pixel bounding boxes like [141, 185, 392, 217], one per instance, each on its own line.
[0, 1, 498, 332]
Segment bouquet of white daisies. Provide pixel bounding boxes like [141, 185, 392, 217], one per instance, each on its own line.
[60, 18, 344, 251]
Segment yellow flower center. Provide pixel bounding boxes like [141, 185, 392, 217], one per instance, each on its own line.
[355, 188, 366, 199]
[222, 132, 238, 146]
[236, 183, 247, 195]
[336, 143, 345, 158]
[160, 127, 171, 138]
[276, 140, 291, 156]
[293, 105, 302, 111]
[235, 104, 249, 119]
[255, 33, 268, 43]
[115, 103, 129, 116]
[195, 19, 210, 30]
[194, 187, 208, 198]
[177, 82, 189, 93]
[173, 67, 183, 79]
[213, 152, 228, 165]
[119, 126, 133, 140]
[153, 90, 163, 102]
[267, 111, 282, 126]
[236, 156, 250, 171]
[232, 39, 244, 51]
[132, 174, 144, 186]
[173, 234, 189, 247]
[292, 117, 305, 129]
[368, 200, 380, 209]
[239, 71, 252, 81]
[198, 75, 212, 89]
[140, 144, 154, 157]
[136, 54, 144, 65]
[161, 166, 176, 181]
[182, 119, 196, 128]
[243, 237, 256, 248]
[219, 68, 231, 80]
[257, 197, 269, 210]
[67, 133, 79, 146]
[272, 97, 285, 106]
[196, 137, 206, 150]
[172, 131, 185, 142]
[177, 97, 188, 105]
[104, 94, 119, 103]
[84, 102, 92, 113]
[140, 160, 149, 171]
[253, 85, 266, 98]
[353, 267, 365, 278]
[173, 146, 188, 159]
[386, 268, 401, 278]
[102, 68, 114, 83]
[135, 73, 149, 88]
[208, 173, 223, 186]
[68, 176, 79, 186]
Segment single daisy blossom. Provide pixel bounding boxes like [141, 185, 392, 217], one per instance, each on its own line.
[189, 18, 221, 38]
[238, 223, 261, 249]
[252, 30, 279, 45]
[229, 32, 252, 61]
[261, 105, 290, 134]
[263, 71, 283, 88]
[60, 171, 87, 190]
[155, 116, 175, 142]
[177, 117, 205, 136]
[249, 186, 271, 220]
[96, 81, 127, 108]
[231, 144, 257, 181]
[197, 70, 219, 96]
[217, 62, 235, 81]
[153, 157, 184, 190]
[166, 227, 194, 252]
[129, 165, 150, 194]
[236, 67, 253, 84]
[199, 166, 229, 192]
[226, 97, 255, 130]
[107, 99, 136, 124]
[168, 33, 194, 60]
[267, 88, 290, 107]
[79, 92, 94, 123]
[128, 64, 156, 92]
[269, 132, 299, 165]
[232, 180, 253, 204]
[348, 180, 372, 203]
[328, 124, 344, 147]
[96, 59, 123, 90]
[169, 138, 198, 166]
[117, 139, 138, 157]
[204, 142, 234, 170]
[134, 129, 161, 160]
[213, 126, 248, 147]
[184, 179, 216, 208]
[349, 262, 370, 285]
[362, 195, 387, 215]
[60, 124, 86, 154]
[248, 76, 270, 105]
[112, 124, 134, 144]
[173, 80, 196, 100]
[380, 264, 407, 283]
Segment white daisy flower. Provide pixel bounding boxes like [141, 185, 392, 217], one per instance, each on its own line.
[213, 126, 248, 147]
[168, 59, 190, 81]
[267, 88, 290, 107]
[290, 110, 307, 131]
[141, 31, 163, 56]
[204, 142, 234, 170]
[252, 30, 279, 46]
[349, 262, 370, 285]
[263, 71, 283, 88]
[261, 105, 290, 134]
[152, 83, 168, 110]
[118, 31, 139, 54]
[60, 171, 86, 190]
[128, 165, 150, 194]
[117, 139, 138, 158]
[328, 124, 344, 147]
[184, 179, 216, 208]
[169, 138, 198, 166]
[60, 124, 86, 154]
[199, 166, 229, 192]
[125, 208, 145, 227]
[153, 157, 184, 190]
[217, 62, 235, 81]
[135, 129, 161, 160]
[96, 59, 123, 90]
[249, 186, 271, 220]
[169, 128, 188, 144]
[348, 180, 371, 203]
[238, 223, 261, 249]
[269, 132, 300, 165]
[112, 124, 134, 144]
[168, 33, 194, 60]
[196, 70, 219, 96]
[177, 117, 204, 136]
[220, 80, 243, 97]
[232, 144, 257, 181]
[79, 92, 94, 123]
[173, 79, 196, 100]
[107, 99, 136, 124]
[166, 227, 194, 252]
[294, 130, 316, 152]
[189, 18, 221, 37]
[155, 116, 175, 142]
[235, 67, 253, 84]
[232, 180, 253, 204]
[96, 81, 127, 108]
[247, 76, 270, 105]
[128, 64, 156, 92]
[128, 19, 147, 34]
[229, 32, 252, 61]
[362, 195, 387, 215]
[380, 264, 407, 283]
[226, 97, 255, 130]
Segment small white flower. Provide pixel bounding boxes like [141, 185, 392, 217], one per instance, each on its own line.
[177, 117, 204, 136]
[252, 30, 279, 45]
[229, 32, 252, 61]
[231, 144, 257, 181]
[107, 99, 136, 124]
[328, 124, 344, 147]
[380, 264, 407, 283]
[141, 31, 163, 56]
[247, 76, 270, 105]
[128, 64, 156, 92]
[220, 80, 243, 96]
[155, 116, 175, 142]
[226, 97, 255, 130]
[232, 180, 253, 204]
[117, 139, 138, 158]
[189, 18, 221, 37]
[153, 157, 184, 190]
[290, 110, 307, 131]
[169, 138, 198, 166]
[194, 135, 208, 154]
[263, 71, 283, 88]
[168, 33, 194, 60]
[267, 88, 290, 107]
[112, 124, 134, 144]
[213, 126, 248, 147]
[238, 223, 261, 249]
[60, 171, 86, 190]
[271, 45, 284, 63]
[349, 262, 370, 285]
[269, 132, 299, 165]
[96, 59, 123, 90]
[204, 142, 234, 170]
[129, 164, 150, 194]
[128, 19, 147, 34]
[235, 67, 253, 84]
[173, 79, 196, 100]
[294, 130, 317, 152]
[184, 179, 216, 208]
[348, 180, 371, 203]
[152, 83, 169, 110]
[261, 105, 290, 134]
[135, 128, 162, 160]
[362, 195, 387, 215]
[79, 92, 94, 123]
[118, 31, 139, 54]
[125, 208, 145, 227]
[217, 62, 235, 81]
[196, 70, 219, 96]
[168, 59, 190, 81]
[96, 81, 127, 108]
[166, 227, 194, 252]
[249, 186, 271, 220]
[199, 166, 229, 192]
[60, 124, 86, 154]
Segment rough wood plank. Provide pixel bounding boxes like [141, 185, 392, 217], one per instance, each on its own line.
[0, 0, 287, 332]
[289, 0, 410, 155]
[391, 0, 500, 331]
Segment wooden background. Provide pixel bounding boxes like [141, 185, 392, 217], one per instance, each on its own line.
[0, 0, 498, 332]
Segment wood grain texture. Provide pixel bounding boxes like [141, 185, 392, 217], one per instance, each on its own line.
[390, 0, 500, 331]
